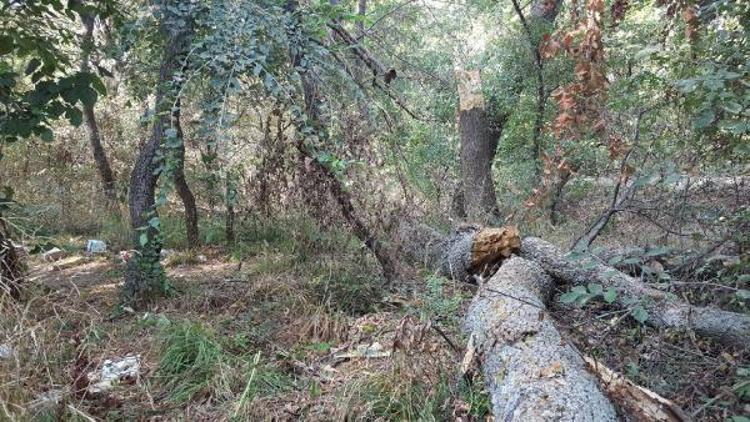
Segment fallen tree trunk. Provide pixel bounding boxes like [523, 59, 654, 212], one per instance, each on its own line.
[583, 356, 691, 421]
[397, 222, 520, 281]
[464, 257, 617, 420]
[521, 237, 750, 349]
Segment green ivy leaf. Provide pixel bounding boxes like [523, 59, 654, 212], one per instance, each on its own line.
[632, 305, 649, 324]
[65, 108, 83, 126]
[560, 286, 588, 305]
[694, 110, 715, 129]
[79, 86, 98, 108]
[38, 127, 54, 142]
[139, 232, 149, 247]
[603, 288, 618, 304]
[587, 283, 603, 296]
[722, 101, 742, 114]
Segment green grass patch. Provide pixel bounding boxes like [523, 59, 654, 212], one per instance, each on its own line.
[157, 321, 223, 403]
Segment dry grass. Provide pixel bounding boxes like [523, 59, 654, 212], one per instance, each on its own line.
[0, 232, 478, 421]
[2, 202, 747, 421]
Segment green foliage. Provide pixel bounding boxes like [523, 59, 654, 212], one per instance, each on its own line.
[420, 275, 464, 325]
[559, 283, 618, 306]
[352, 374, 452, 421]
[157, 321, 223, 403]
[308, 258, 383, 316]
[457, 376, 491, 420]
[0, 1, 111, 143]
[733, 367, 750, 401]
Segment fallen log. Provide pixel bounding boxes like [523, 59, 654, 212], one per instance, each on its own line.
[464, 257, 617, 420]
[521, 237, 750, 349]
[396, 222, 521, 281]
[583, 356, 691, 421]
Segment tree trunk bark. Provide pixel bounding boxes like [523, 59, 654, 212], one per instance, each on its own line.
[287, 0, 398, 283]
[123, 3, 191, 306]
[173, 107, 200, 247]
[398, 223, 750, 348]
[225, 177, 236, 245]
[397, 222, 520, 282]
[520, 236, 750, 348]
[81, 13, 117, 205]
[465, 257, 618, 420]
[456, 69, 502, 224]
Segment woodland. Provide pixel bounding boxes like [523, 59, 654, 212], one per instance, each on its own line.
[0, 0, 749, 420]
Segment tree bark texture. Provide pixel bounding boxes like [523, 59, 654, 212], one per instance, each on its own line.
[464, 257, 618, 420]
[521, 236, 750, 348]
[397, 222, 520, 281]
[123, 4, 191, 305]
[456, 69, 502, 224]
[173, 107, 200, 247]
[81, 13, 117, 204]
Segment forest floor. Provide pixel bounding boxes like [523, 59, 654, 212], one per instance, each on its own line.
[1, 242, 485, 421]
[1, 232, 748, 421]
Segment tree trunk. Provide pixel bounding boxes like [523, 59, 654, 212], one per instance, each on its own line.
[357, 0, 366, 33]
[520, 236, 750, 348]
[287, 0, 398, 283]
[465, 257, 618, 420]
[123, 3, 191, 306]
[455, 69, 502, 224]
[225, 177, 236, 245]
[399, 223, 750, 348]
[0, 219, 23, 300]
[81, 13, 117, 205]
[397, 222, 520, 282]
[173, 106, 200, 247]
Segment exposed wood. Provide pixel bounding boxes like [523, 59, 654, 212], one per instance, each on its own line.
[521, 237, 750, 348]
[397, 222, 520, 281]
[584, 356, 692, 421]
[464, 257, 617, 420]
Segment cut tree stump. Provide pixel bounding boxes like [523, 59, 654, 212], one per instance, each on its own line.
[521, 237, 750, 349]
[397, 222, 520, 281]
[464, 257, 617, 420]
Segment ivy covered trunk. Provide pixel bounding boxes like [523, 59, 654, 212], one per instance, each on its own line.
[123, 3, 192, 306]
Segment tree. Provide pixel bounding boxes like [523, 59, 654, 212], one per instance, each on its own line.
[173, 104, 200, 247]
[80, 11, 118, 205]
[285, 0, 399, 282]
[1, 0, 110, 299]
[454, 0, 562, 223]
[455, 69, 503, 223]
[123, 0, 195, 305]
